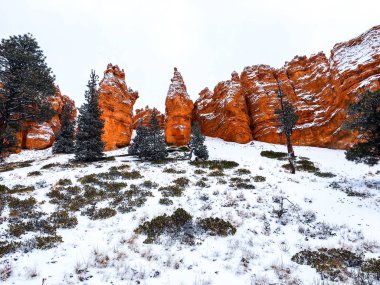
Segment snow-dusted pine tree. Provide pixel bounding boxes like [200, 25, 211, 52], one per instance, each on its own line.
[189, 122, 208, 160]
[0, 34, 55, 155]
[141, 111, 168, 161]
[343, 89, 380, 165]
[128, 119, 147, 157]
[52, 102, 76, 154]
[74, 70, 104, 162]
[275, 88, 298, 174]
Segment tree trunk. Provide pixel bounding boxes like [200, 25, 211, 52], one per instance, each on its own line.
[286, 134, 295, 158]
[288, 157, 296, 174]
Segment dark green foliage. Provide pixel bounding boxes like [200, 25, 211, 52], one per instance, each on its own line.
[41, 163, 62, 169]
[361, 258, 380, 279]
[141, 180, 159, 189]
[172, 177, 190, 187]
[199, 217, 236, 236]
[189, 122, 209, 160]
[47, 211, 78, 229]
[314, 171, 336, 178]
[130, 111, 168, 161]
[0, 241, 21, 257]
[0, 161, 32, 172]
[158, 185, 184, 197]
[291, 248, 363, 281]
[159, 198, 173, 205]
[343, 90, 379, 165]
[74, 70, 105, 162]
[128, 120, 147, 156]
[89, 207, 117, 220]
[234, 168, 251, 175]
[235, 182, 255, 189]
[28, 171, 42, 177]
[195, 180, 208, 188]
[53, 101, 76, 154]
[0, 126, 18, 156]
[8, 184, 35, 194]
[35, 235, 63, 250]
[282, 158, 321, 174]
[296, 159, 319, 172]
[191, 160, 239, 170]
[260, 150, 288, 160]
[253, 175, 266, 182]
[208, 170, 224, 177]
[163, 167, 186, 174]
[8, 196, 36, 213]
[135, 208, 192, 243]
[56, 178, 72, 186]
[194, 169, 206, 175]
[0, 34, 55, 155]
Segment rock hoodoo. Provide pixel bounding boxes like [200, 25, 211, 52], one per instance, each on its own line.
[133, 106, 165, 129]
[19, 87, 76, 150]
[194, 72, 252, 143]
[194, 25, 380, 149]
[165, 68, 194, 146]
[98, 63, 138, 151]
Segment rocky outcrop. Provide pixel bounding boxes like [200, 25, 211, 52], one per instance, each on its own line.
[133, 106, 165, 129]
[165, 68, 193, 146]
[195, 25, 380, 149]
[194, 72, 252, 143]
[99, 63, 138, 151]
[20, 87, 76, 150]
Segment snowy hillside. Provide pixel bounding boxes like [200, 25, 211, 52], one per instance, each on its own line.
[1, 138, 379, 285]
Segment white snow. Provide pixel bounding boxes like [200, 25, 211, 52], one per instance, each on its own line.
[1, 138, 379, 285]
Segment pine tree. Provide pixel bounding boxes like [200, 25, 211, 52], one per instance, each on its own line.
[189, 122, 209, 160]
[343, 90, 379, 165]
[128, 119, 147, 156]
[0, 34, 55, 155]
[74, 70, 104, 162]
[275, 88, 298, 174]
[52, 102, 76, 154]
[141, 111, 168, 161]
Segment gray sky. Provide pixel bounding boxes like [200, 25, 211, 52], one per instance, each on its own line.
[1, 0, 379, 111]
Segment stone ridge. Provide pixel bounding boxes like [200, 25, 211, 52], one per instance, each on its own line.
[194, 25, 380, 149]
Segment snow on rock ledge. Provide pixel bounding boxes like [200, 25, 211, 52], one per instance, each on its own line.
[194, 25, 380, 149]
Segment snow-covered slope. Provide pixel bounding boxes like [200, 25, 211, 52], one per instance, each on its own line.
[1, 138, 379, 284]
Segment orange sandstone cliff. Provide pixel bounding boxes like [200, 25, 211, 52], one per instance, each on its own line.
[194, 25, 380, 149]
[165, 68, 194, 146]
[194, 72, 252, 143]
[98, 64, 138, 151]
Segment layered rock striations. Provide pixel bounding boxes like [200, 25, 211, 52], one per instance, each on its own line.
[195, 25, 380, 149]
[165, 68, 194, 146]
[133, 106, 165, 129]
[194, 72, 252, 143]
[98, 64, 138, 150]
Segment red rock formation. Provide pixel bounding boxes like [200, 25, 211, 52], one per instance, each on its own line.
[98, 63, 138, 151]
[133, 106, 165, 129]
[194, 72, 252, 143]
[165, 68, 194, 146]
[20, 87, 76, 150]
[195, 25, 380, 149]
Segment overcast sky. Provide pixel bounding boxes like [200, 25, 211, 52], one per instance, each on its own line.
[1, 0, 379, 111]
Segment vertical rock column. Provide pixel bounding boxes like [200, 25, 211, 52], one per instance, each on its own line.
[165, 68, 194, 146]
[98, 64, 138, 151]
